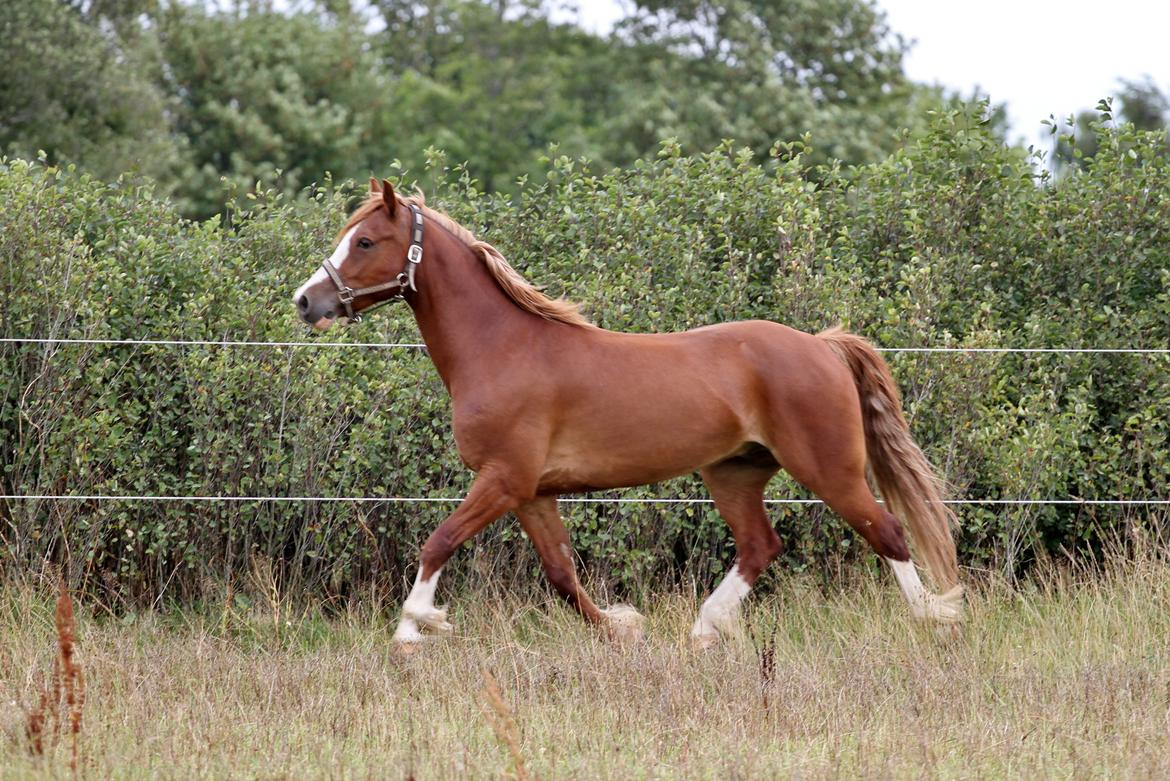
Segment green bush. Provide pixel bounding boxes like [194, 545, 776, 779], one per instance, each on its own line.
[1, 107, 1168, 603]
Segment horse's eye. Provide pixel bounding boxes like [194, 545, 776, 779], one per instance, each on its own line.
[356, 237, 373, 250]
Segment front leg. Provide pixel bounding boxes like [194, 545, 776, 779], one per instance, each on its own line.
[393, 470, 528, 645]
[393, 566, 451, 643]
[515, 497, 645, 643]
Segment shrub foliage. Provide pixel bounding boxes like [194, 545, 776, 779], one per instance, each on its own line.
[2, 109, 1168, 602]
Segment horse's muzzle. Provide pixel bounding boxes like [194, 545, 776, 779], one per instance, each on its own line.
[294, 288, 337, 328]
[295, 293, 313, 319]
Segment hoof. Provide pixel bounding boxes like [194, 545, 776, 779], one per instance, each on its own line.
[393, 638, 427, 659]
[404, 605, 454, 635]
[690, 609, 743, 650]
[911, 584, 965, 625]
[393, 605, 453, 653]
[690, 631, 721, 651]
[934, 622, 964, 641]
[690, 621, 742, 650]
[601, 604, 646, 644]
[930, 585, 965, 624]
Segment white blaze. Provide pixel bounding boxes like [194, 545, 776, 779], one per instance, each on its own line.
[292, 227, 357, 304]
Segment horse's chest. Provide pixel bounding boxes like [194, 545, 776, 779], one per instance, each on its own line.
[449, 397, 541, 472]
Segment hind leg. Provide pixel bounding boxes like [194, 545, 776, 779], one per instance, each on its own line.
[516, 497, 644, 643]
[693, 455, 783, 648]
[802, 468, 962, 624]
[768, 398, 962, 625]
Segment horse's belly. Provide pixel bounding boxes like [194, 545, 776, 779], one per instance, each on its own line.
[534, 328, 777, 493]
[537, 420, 745, 494]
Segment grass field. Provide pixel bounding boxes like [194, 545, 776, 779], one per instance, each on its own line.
[3, 554, 1170, 780]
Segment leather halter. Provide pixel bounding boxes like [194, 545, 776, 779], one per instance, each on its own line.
[320, 203, 424, 323]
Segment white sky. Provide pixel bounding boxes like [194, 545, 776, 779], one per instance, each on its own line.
[881, 0, 1169, 148]
[572, 0, 1170, 149]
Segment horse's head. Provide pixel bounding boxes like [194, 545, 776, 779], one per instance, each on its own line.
[293, 177, 423, 329]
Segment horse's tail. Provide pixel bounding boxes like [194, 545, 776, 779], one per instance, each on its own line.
[818, 327, 960, 589]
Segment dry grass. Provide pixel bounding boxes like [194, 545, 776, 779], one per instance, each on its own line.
[2, 556, 1170, 780]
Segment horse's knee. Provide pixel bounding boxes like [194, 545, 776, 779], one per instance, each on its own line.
[866, 512, 910, 561]
[419, 528, 457, 575]
[763, 530, 783, 561]
[825, 488, 913, 562]
[737, 527, 782, 580]
[543, 562, 579, 601]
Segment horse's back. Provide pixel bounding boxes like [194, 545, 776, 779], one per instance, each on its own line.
[580, 319, 849, 389]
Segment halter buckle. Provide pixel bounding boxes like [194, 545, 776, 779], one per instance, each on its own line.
[407, 244, 423, 265]
[337, 287, 355, 305]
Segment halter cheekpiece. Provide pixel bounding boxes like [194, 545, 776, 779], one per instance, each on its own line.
[320, 203, 424, 323]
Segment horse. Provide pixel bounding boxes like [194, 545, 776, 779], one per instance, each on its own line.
[293, 178, 964, 649]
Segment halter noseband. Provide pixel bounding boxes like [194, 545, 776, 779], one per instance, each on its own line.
[320, 203, 425, 323]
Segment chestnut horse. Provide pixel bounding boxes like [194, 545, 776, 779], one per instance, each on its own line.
[293, 179, 963, 648]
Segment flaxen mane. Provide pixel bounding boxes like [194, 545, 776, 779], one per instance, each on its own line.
[341, 193, 592, 327]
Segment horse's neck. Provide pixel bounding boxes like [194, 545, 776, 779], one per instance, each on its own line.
[408, 232, 541, 393]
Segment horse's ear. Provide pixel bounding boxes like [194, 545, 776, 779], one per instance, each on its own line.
[369, 176, 382, 193]
[381, 178, 397, 217]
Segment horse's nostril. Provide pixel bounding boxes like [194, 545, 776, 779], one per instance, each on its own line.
[296, 294, 309, 313]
